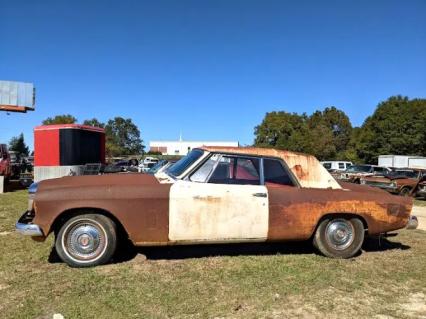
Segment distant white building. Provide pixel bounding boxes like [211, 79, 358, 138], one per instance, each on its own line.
[149, 138, 239, 156]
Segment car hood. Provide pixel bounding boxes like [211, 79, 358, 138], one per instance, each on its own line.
[38, 173, 160, 192]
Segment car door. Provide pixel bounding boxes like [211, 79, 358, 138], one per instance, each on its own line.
[168, 154, 269, 242]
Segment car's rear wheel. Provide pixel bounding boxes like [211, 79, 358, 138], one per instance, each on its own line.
[313, 216, 364, 258]
[55, 214, 117, 267]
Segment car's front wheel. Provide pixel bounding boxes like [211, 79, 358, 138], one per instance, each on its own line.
[55, 214, 117, 267]
[313, 216, 364, 258]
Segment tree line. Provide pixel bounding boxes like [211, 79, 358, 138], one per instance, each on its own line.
[254, 96, 426, 163]
[8, 95, 426, 164]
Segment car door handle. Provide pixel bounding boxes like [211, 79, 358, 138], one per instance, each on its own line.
[252, 193, 267, 198]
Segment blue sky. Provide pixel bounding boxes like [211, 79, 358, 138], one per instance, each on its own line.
[1, 0, 425, 150]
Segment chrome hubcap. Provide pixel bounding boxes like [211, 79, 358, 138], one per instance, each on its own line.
[325, 219, 354, 250]
[64, 221, 107, 261]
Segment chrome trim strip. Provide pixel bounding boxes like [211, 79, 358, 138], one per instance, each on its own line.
[15, 222, 43, 236]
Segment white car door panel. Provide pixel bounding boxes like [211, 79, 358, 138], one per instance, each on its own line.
[169, 180, 268, 242]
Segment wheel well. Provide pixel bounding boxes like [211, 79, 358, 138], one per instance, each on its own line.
[50, 208, 128, 240]
[314, 213, 368, 234]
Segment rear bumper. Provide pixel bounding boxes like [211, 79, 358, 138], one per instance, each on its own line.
[15, 211, 43, 236]
[406, 215, 418, 230]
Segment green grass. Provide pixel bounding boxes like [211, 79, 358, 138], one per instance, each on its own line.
[414, 199, 426, 207]
[1, 190, 426, 318]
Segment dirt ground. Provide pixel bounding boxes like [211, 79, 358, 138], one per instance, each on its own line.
[412, 206, 426, 231]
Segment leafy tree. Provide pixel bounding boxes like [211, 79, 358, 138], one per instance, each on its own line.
[254, 108, 351, 160]
[42, 114, 77, 125]
[83, 118, 105, 128]
[342, 127, 363, 163]
[104, 117, 144, 156]
[355, 96, 426, 163]
[254, 111, 310, 152]
[309, 107, 352, 154]
[9, 133, 30, 156]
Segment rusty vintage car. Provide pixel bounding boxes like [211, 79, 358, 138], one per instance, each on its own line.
[360, 168, 426, 196]
[413, 175, 426, 200]
[16, 147, 418, 267]
[337, 164, 391, 184]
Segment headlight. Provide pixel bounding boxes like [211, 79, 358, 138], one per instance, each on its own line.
[28, 182, 38, 194]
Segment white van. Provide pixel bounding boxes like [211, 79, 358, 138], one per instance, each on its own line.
[321, 161, 353, 172]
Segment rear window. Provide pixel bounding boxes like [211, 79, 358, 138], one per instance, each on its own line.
[263, 158, 294, 186]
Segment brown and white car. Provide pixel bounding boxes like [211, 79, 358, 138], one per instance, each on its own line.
[16, 147, 418, 267]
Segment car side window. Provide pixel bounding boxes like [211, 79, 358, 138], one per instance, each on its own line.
[208, 156, 260, 185]
[338, 163, 345, 169]
[263, 158, 294, 186]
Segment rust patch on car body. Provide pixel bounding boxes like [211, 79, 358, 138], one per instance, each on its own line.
[33, 174, 171, 244]
[266, 182, 412, 240]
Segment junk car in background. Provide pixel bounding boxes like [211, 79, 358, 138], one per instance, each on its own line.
[145, 159, 175, 175]
[337, 164, 391, 184]
[360, 168, 426, 196]
[321, 161, 353, 172]
[413, 175, 426, 200]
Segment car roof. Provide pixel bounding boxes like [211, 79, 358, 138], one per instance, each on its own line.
[199, 146, 341, 189]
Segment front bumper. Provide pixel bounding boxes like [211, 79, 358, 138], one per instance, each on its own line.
[15, 211, 43, 236]
[406, 215, 418, 230]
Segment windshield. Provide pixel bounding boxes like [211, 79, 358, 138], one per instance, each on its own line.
[346, 165, 372, 173]
[167, 149, 204, 177]
[147, 160, 167, 174]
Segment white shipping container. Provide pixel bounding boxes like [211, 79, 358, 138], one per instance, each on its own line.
[393, 156, 409, 168]
[378, 155, 395, 167]
[408, 158, 426, 169]
[378, 155, 426, 169]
